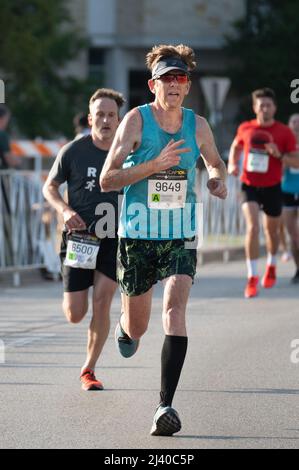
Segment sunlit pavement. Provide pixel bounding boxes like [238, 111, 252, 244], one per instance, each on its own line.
[0, 258, 299, 449]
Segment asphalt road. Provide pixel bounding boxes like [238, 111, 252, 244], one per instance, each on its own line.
[0, 258, 299, 449]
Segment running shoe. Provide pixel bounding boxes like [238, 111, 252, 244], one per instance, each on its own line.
[80, 368, 104, 391]
[115, 318, 139, 358]
[261, 265, 276, 289]
[244, 276, 259, 298]
[291, 269, 299, 284]
[150, 405, 182, 436]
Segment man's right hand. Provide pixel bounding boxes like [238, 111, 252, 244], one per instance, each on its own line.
[153, 139, 191, 172]
[228, 163, 239, 177]
[62, 208, 86, 231]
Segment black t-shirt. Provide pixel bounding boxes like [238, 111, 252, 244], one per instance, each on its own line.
[48, 135, 120, 231]
[0, 130, 10, 169]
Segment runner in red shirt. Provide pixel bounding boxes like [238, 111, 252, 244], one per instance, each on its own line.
[228, 88, 298, 298]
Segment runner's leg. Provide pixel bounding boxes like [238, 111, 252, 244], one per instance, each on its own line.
[160, 274, 192, 407]
[162, 274, 192, 336]
[283, 208, 299, 269]
[242, 201, 260, 274]
[82, 271, 117, 372]
[260, 213, 281, 288]
[262, 213, 281, 259]
[121, 289, 153, 340]
[279, 218, 289, 256]
[63, 290, 89, 324]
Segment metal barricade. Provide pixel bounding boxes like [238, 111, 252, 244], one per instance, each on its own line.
[0, 170, 59, 286]
[198, 170, 245, 242]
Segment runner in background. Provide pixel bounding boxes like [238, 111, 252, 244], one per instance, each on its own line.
[73, 112, 91, 140]
[43, 89, 125, 391]
[228, 88, 298, 298]
[282, 113, 299, 283]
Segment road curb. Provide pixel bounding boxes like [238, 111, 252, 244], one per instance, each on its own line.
[198, 245, 267, 266]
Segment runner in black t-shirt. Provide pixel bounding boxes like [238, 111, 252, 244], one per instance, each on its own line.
[43, 88, 125, 391]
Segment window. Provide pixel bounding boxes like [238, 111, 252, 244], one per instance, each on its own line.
[88, 48, 106, 84]
[87, 0, 116, 37]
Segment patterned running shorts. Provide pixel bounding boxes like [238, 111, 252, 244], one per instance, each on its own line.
[117, 238, 197, 297]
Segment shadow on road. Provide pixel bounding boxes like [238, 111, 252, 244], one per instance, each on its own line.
[0, 383, 53, 386]
[200, 388, 299, 396]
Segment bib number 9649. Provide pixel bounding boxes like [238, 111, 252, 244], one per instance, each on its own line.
[148, 169, 188, 209]
[154, 181, 182, 192]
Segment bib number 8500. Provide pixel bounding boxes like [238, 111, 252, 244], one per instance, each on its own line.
[64, 233, 100, 270]
[70, 242, 94, 256]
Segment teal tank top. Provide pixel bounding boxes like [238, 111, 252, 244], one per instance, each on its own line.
[282, 167, 299, 194]
[118, 104, 200, 240]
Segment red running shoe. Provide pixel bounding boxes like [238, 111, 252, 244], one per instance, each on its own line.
[261, 265, 277, 289]
[244, 276, 259, 298]
[80, 368, 104, 391]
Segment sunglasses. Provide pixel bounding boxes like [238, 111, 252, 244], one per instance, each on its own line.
[156, 74, 189, 84]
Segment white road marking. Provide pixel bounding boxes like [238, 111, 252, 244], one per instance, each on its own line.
[4, 334, 57, 350]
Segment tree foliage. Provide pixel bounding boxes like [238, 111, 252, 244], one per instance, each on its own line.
[225, 0, 299, 123]
[0, 0, 96, 138]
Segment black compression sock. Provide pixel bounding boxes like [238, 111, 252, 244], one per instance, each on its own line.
[160, 335, 188, 407]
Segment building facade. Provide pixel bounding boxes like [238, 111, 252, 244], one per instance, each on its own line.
[68, 0, 246, 150]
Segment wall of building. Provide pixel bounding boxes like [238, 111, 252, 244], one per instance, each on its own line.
[65, 0, 246, 147]
[116, 0, 245, 47]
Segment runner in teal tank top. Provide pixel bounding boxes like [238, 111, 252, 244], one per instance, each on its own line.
[282, 114, 299, 283]
[100, 44, 227, 436]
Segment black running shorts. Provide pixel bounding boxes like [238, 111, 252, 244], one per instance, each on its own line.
[282, 192, 299, 208]
[241, 183, 282, 217]
[60, 232, 118, 292]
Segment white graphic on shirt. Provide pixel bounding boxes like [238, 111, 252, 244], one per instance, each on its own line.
[87, 167, 97, 178]
[85, 180, 96, 192]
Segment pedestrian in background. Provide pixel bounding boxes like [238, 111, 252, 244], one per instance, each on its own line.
[0, 105, 20, 169]
[73, 112, 91, 140]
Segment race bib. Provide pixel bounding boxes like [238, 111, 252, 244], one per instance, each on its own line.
[64, 233, 100, 270]
[247, 149, 269, 173]
[148, 169, 188, 209]
[290, 168, 299, 175]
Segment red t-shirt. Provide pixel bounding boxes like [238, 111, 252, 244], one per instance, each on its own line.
[235, 119, 297, 187]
